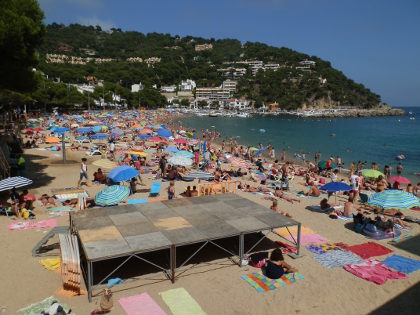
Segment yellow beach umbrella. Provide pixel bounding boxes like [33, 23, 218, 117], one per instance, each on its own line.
[128, 151, 147, 157]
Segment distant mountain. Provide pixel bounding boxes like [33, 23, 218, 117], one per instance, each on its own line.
[37, 23, 383, 109]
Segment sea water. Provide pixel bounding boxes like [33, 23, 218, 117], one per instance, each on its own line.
[179, 107, 420, 183]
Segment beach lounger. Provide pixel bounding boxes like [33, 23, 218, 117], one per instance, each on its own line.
[150, 182, 162, 197]
[127, 198, 148, 205]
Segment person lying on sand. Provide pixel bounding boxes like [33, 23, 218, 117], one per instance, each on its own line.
[270, 199, 291, 217]
[264, 248, 297, 280]
[274, 188, 301, 204]
[39, 194, 56, 206]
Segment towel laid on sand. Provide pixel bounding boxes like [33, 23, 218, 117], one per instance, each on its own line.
[306, 242, 348, 255]
[275, 241, 297, 254]
[119, 293, 167, 315]
[159, 288, 206, 315]
[40, 258, 61, 270]
[8, 219, 57, 230]
[18, 296, 73, 315]
[241, 272, 304, 292]
[382, 254, 420, 274]
[285, 233, 329, 245]
[274, 225, 315, 238]
[345, 242, 393, 259]
[344, 260, 407, 284]
[313, 250, 364, 268]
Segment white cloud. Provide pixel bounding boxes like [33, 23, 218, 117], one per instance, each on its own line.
[78, 16, 115, 31]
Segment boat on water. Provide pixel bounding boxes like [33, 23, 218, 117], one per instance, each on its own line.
[396, 154, 406, 161]
[236, 113, 250, 118]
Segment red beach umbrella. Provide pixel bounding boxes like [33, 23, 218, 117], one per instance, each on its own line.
[174, 138, 188, 144]
[388, 176, 411, 184]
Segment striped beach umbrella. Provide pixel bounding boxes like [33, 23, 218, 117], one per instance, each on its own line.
[368, 190, 420, 210]
[0, 176, 33, 192]
[94, 185, 130, 206]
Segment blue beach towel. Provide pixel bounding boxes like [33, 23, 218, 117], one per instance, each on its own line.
[150, 182, 162, 197]
[382, 254, 420, 274]
[127, 198, 148, 205]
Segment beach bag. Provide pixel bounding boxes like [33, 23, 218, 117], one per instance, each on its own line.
[100, 288, 113, 311]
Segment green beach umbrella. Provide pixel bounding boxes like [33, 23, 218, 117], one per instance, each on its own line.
[368, 190, 420, 210]
[361, 169, 385, 179]
[94, 185, 130, 207]
[249, 147, 259, 151]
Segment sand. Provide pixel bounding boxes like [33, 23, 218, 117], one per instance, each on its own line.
[1, 147, 419, 315]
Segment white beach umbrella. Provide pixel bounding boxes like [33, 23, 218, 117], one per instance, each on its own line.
[168, 156, 193, 167]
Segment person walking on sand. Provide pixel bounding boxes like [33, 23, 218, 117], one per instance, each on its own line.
[78, 158, 90, 187]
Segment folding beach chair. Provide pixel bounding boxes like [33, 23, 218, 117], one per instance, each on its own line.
[150, 182, 162, 197]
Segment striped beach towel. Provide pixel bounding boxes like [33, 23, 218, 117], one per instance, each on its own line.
[241, 272, 304, 292]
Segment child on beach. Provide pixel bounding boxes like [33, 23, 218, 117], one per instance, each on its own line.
[264, 248, 297, 279]
[168, 181, 175, 200]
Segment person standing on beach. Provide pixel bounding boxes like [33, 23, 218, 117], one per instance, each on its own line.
[78, 158, 89, 187]
[168, 181, 175, 200]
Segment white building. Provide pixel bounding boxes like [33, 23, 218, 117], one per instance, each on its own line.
[228, 98, 250, 110]
[73, 84, 94, 94]
[161, 85, 177, 93]
[131, 83, 144, 93]
[179, 79, 196, 91]
[264, 63, 280, 71]
[222, 79, 237, 94]
[299, 60, 316, 66]
[238, 60, 263, 76]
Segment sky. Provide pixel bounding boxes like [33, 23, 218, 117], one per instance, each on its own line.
[38, 0, 420, 107]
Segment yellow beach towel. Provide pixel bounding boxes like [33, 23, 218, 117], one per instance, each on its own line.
[274, 226, 315, 238]
[40, 258, 61, 271]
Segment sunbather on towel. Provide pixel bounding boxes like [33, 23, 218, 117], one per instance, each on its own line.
[305, 184, 320, 197]
[39, 194, 56, 206]
[264, 248, 297, 279]
[274, 188, 301, 204]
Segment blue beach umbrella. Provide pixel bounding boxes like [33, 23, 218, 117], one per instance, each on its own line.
[91, 133, 108, 140]
[75, 136, 89, 141]
[157, 128, 172, 138]
[92, 125, 103, 133]
[108, 165, 139, 182]
[175, 150, 194, 159]
[94, 185, 130, 206]
[164, 147, 179, 153]
[320, 182, 352, 193]
[77, 127, 91, 133]
[368, 190, 420, 210]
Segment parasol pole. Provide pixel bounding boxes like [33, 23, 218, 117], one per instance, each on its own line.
[62, 133, 66, 162]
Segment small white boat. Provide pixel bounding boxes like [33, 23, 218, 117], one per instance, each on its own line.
[259, 129, 266, 133]
[236, 113, 250, 118]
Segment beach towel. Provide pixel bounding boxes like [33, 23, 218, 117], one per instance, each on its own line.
[8, 219, 57, 230]
[150, 182, 162, 197]
[388, 234, 412, 245]
[313, 250, 364, 268]
[306, 242, 348, 255]
[241, 272, 304, 292]
[344, 260, 407, 284]
[285, 233, 329, 245]
[159, 288, 206, 315]
[274, 225, 315, 238]
[345, 242, 393, 259]
[127, 198, 148, 205]
[40, 258, 61, 270]
[18, 296, 73, 315]
[119, 293, 167, 315]
[47, 206, 74, 212]
[275, 241, 297, 254]
[382, 254, 420, 274]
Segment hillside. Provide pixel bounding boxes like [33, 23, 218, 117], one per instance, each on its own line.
[37, 23, 382, 109]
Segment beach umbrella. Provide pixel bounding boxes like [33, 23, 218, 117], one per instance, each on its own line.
[318, 160, 337, 169]
[168, 155, 193, 167]
[111, 128, 124, 136]
[92, 125, 102, 133]
[77, 127, 91, 133]
[164, 147, 179, 153]
[361, 169, 385, 179]
[33, 127, 44, 132]
[157, 128, 172, 138]
[108, 165, 139, 182]
[92, 159, 118, 171]
[45, 136, 61, 144]
[320, 182, 353, 202]
[91, 133, 108, 140]
[75, 136, 89, 141]
[175, 150, 194, 159]
[54, 127, 70, 134]
[249, 147, 258, 151]
[129, 151, 147, 157]
[174, 138, 188, 144]
[139, 134, 150, 140]
[147, 136, 168, 144]
[368, 190, 420, 210]
[94, 185, 130, 206]
[388, 176, 411, 184]
[0, 176, 33, 192]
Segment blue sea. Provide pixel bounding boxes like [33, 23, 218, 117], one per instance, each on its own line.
[179, 107, 420, 183]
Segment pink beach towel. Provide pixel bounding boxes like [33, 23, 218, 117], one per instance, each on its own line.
[285, 233, 329, 245]
[8, 219, 57, 230]
[343, 260, 407, 285]
[119, 293, 167, 315]
[345, 242, 392, 259]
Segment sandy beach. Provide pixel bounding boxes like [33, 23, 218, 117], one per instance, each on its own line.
[1, 138, 420, 315]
